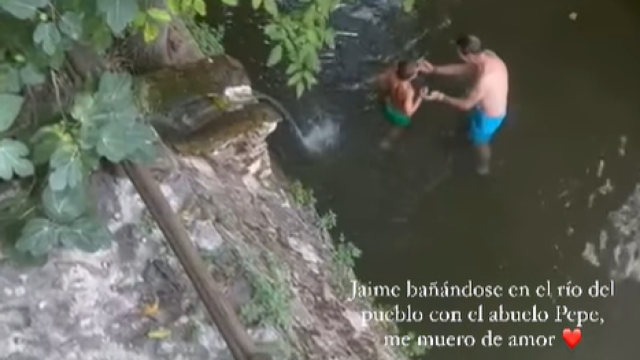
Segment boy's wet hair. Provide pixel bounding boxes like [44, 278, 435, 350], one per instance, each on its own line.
[396, 60, 417, 81]
[456, 35, 483, 55]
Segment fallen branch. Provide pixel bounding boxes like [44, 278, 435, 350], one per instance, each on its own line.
[122, 162, 272, 360]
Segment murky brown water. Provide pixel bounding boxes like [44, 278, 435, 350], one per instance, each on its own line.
[213, 0, 640, 358]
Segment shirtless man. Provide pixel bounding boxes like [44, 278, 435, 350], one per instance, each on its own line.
[377, 60, 429, 149]
[422, 35, 509, 174]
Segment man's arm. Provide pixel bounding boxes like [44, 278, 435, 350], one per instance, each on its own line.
[439, 84, 483, 111]
[426, 82, 484, 111]
[432, 63, 474, 76]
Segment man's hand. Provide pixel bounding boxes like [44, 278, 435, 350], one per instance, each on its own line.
[423, 90, 445, 101]
[417, 59, 434, 73]
[419, 87, 429, 98]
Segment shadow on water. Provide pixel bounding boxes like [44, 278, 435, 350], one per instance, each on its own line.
[211, 0, 640, 358]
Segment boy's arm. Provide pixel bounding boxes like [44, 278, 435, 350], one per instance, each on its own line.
[431, 82, 484, 110]
[403, 87, 423, 116]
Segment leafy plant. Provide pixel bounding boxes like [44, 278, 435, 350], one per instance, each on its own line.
[0, 0, 213, 260]
[401, 331, 428, 358]
[289, 180, 316, 207]
[319, 209, 337, 230]
[216, 0, 417, 98]
[331, 233, 361, 294]
[240, 253, 292, 330]
[182, 15, 225, 57]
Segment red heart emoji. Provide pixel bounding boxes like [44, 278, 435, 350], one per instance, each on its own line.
[562, 328, 582, 349]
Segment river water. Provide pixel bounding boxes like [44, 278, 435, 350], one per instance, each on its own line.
[210, 0, 640, 358]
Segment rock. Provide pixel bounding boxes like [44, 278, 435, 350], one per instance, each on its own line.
[140, 56, 263, 140]
[121, 17, 206, 73]
[140, 57, 251, 113]
[589, 184, 640, 281]
[170, 102, 281, 156]
[0, 70, 402, 360]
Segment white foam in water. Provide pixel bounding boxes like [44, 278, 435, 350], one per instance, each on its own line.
[297, 116, 341, 154]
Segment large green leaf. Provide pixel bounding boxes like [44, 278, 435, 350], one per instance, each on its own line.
[96, 119, 156, 162]
[80, 149, 101, 172]
[73, 90, 133, 126]
[0, 139, 34, 180]
[30, 125, 62, 165]
[33, 22, 62, 56]
[96, 0, 139, 35]
[15, 218, 58, 256]
[58, 11, 83, 41]
[146, 8, 171, 22]
[0, 243, 49, 267]
[70, 93, 97, 123]
[266, 45, 282, 67]
[48, 144, 83, 191]
[127, 143, 157, 164]
[0, 65, 21, 93]
[19, 63, 45, 85]
[59, 217, 111, 252]
[78, 123, 102, 149]
[41, 184, 86, 223]
[73, 87, 140, 151]
[263, 0, 278, 16]
[81, 14, 114, 53]
[0, 0, 49, 20]
[0, 93, 24, 131]
[97, 72, 133, 103]
[192, 0, 207, 15]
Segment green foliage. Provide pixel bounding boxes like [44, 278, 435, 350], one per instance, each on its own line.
[9, 70, 158, 257]
[240, 253, 292, 329]
[182, 16, 225, 57]
[209, 243, 293, 331]
[289, 180, 316, 207]
[244, 0, 418, 97]
[319, 209, 337, 230]
[401, 331, 429, 358]
[259, 1, 334, 98]
[0, 0, 224, 260]
[0, 139, 35, 181]
[331, 233, 362, 294]
[0, 94, 25, 131]
[96, 0, 139, 35]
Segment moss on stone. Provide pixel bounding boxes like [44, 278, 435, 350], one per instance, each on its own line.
[182, 16, 225, 57]
[171, 102, 280, 156]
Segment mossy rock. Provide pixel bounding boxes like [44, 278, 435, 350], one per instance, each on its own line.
[138, 56, 251, 113]
[171, 102, 281, 156]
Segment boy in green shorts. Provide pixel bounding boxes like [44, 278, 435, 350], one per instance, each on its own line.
[377, 60, 429, 149]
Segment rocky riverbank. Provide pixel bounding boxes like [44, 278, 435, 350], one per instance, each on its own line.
[0, 15, 404, 360]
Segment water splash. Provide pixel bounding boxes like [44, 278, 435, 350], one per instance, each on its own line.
[285, 111, 341, 155]
[299, 117, 341, 154]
